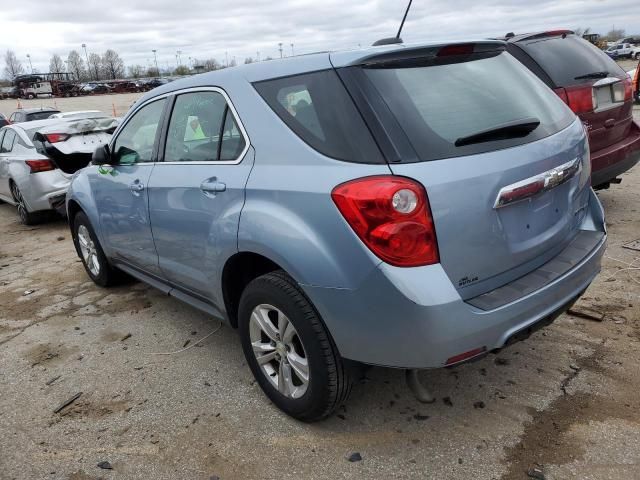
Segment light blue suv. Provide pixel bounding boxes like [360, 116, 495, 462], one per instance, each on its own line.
[67, 40, 606, 421]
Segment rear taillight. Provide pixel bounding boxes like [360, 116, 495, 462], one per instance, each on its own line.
[437, 44, 475, 57]
[554, 85, 596, 114]
[25, 159, 55, 173]
[622, 76, 633, 102]
[331, 176, 439, 267]
[45, 133, 70, 143]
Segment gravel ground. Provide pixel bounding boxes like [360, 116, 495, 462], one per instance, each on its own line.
[0, 93, 639, 480]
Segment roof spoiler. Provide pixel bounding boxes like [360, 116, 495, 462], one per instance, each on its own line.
[350, 41, 506, 67]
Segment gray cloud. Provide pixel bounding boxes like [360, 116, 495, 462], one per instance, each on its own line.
[2, 0, 637, 74]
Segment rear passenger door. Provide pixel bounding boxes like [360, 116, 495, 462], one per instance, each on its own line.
[0, 129, 16, 199]
[148, 89, 253, 306]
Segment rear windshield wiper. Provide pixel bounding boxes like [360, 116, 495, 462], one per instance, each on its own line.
[454, 118, 541, 147]
[574, 71, 609, 80]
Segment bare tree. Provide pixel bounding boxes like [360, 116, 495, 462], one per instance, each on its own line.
[49, 54, 65, 73]
[101, 49, 125, 80]
[604, 28, 626, 41]
[67, 50, 86, 81]
[128, 64, 144, 78]
[174, 65, 190, 76]
[87, 53, 102, 81]
[244, 57, 254, 64]
[202, 58, 221, 71]
[146, 67, 160, 77]
[4, 50, 24, 79]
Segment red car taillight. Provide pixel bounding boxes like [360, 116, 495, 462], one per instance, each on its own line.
[45, 133, 70, 143]
[331, 176, 439, 267]
[623, 76, 633, 101]
[25, 159, 55, 173]
[554, 85, 596, 114]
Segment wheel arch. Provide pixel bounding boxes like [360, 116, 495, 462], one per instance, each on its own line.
[221, 251, 287, 328]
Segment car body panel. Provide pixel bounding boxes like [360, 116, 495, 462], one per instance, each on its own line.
[148, 147, 256, 302]
[91, 163, 159, 274]
[389, 118, 590, 298]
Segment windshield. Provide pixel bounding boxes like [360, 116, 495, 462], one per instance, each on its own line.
[361, 51, 573, 162]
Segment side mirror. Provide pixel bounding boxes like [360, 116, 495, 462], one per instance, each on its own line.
[92, 144, 112, 166]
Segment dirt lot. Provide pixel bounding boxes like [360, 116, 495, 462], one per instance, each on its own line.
[0, 92, 143, 119]
[0, 100, 639, 480]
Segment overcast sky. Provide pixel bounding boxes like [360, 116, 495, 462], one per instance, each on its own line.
[1, 0, 637, 74]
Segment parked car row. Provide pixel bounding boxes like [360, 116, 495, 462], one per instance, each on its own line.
[1, 31, 637, 422]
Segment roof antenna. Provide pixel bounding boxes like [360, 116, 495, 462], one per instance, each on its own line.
[372, 0, 412, 46]
[396, 0, 413, 39]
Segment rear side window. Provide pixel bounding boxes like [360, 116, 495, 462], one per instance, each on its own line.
[1, 130, 16, 153]
[254, 70, 383, 163]
[360, 51, 574, 162]
[515, 35, 627, 87]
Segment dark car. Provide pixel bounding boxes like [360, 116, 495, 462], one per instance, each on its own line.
[502, 31, 640, 188]
[9, 108, 61, 123]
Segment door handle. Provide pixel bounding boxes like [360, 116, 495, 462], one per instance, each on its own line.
[200, 178, 226, 196]
[604, 119, 615, 129]
[129, 181, 145, 195]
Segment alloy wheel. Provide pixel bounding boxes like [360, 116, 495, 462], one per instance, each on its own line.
[11, 184, 28, 223]
[249, 304, 310, 399]
[77, 224, 101, 277]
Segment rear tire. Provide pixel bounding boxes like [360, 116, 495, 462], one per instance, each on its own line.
[10, 182, 43, 225]
[73, 211, 125, 287]
[238, 270, 353, 422]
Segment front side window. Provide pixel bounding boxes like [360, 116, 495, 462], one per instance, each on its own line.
[164, 91, 246, 162]
[112, 99, 166, 164]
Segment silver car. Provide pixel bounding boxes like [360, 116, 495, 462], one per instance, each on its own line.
[0, 118, 117, 224]
[67, 40, 606, 421]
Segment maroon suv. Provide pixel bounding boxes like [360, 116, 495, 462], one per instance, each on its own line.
[503, 31, 640, 188]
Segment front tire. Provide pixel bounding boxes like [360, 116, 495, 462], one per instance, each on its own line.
[238, 271, 353, 421]
[73, 211, 124, 287]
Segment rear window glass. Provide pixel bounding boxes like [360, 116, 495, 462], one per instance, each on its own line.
[254, 70, 383, 163]
[361, 51, 574, 162]
[27, 111, 59, 121]
[516, 35, 626, 87]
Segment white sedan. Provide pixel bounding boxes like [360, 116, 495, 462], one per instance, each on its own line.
[0, 117, 118, 224]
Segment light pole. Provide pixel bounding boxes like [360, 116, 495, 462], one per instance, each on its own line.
[81, 43, 93, 79]
[278, 42, 283, 58]
[26, 54, 33, 73]
[152, 49, 159, 77]
[225, 51, 229, 67]
[176, 50, 182, 66]
[291, 43, 294, 56]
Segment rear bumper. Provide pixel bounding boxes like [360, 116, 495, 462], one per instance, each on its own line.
[302, 189, 606, 369]
[591, 119, 640, 186]
[19, 170, 71, 213]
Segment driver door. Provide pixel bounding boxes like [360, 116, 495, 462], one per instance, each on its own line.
[91, 98, 166, 275]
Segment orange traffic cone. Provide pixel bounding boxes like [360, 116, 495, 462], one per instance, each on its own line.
[17, 99, 22, 109]
[112, 103, 117, 117]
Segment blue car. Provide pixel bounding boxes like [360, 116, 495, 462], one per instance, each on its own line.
[67, 40, 606, 421]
